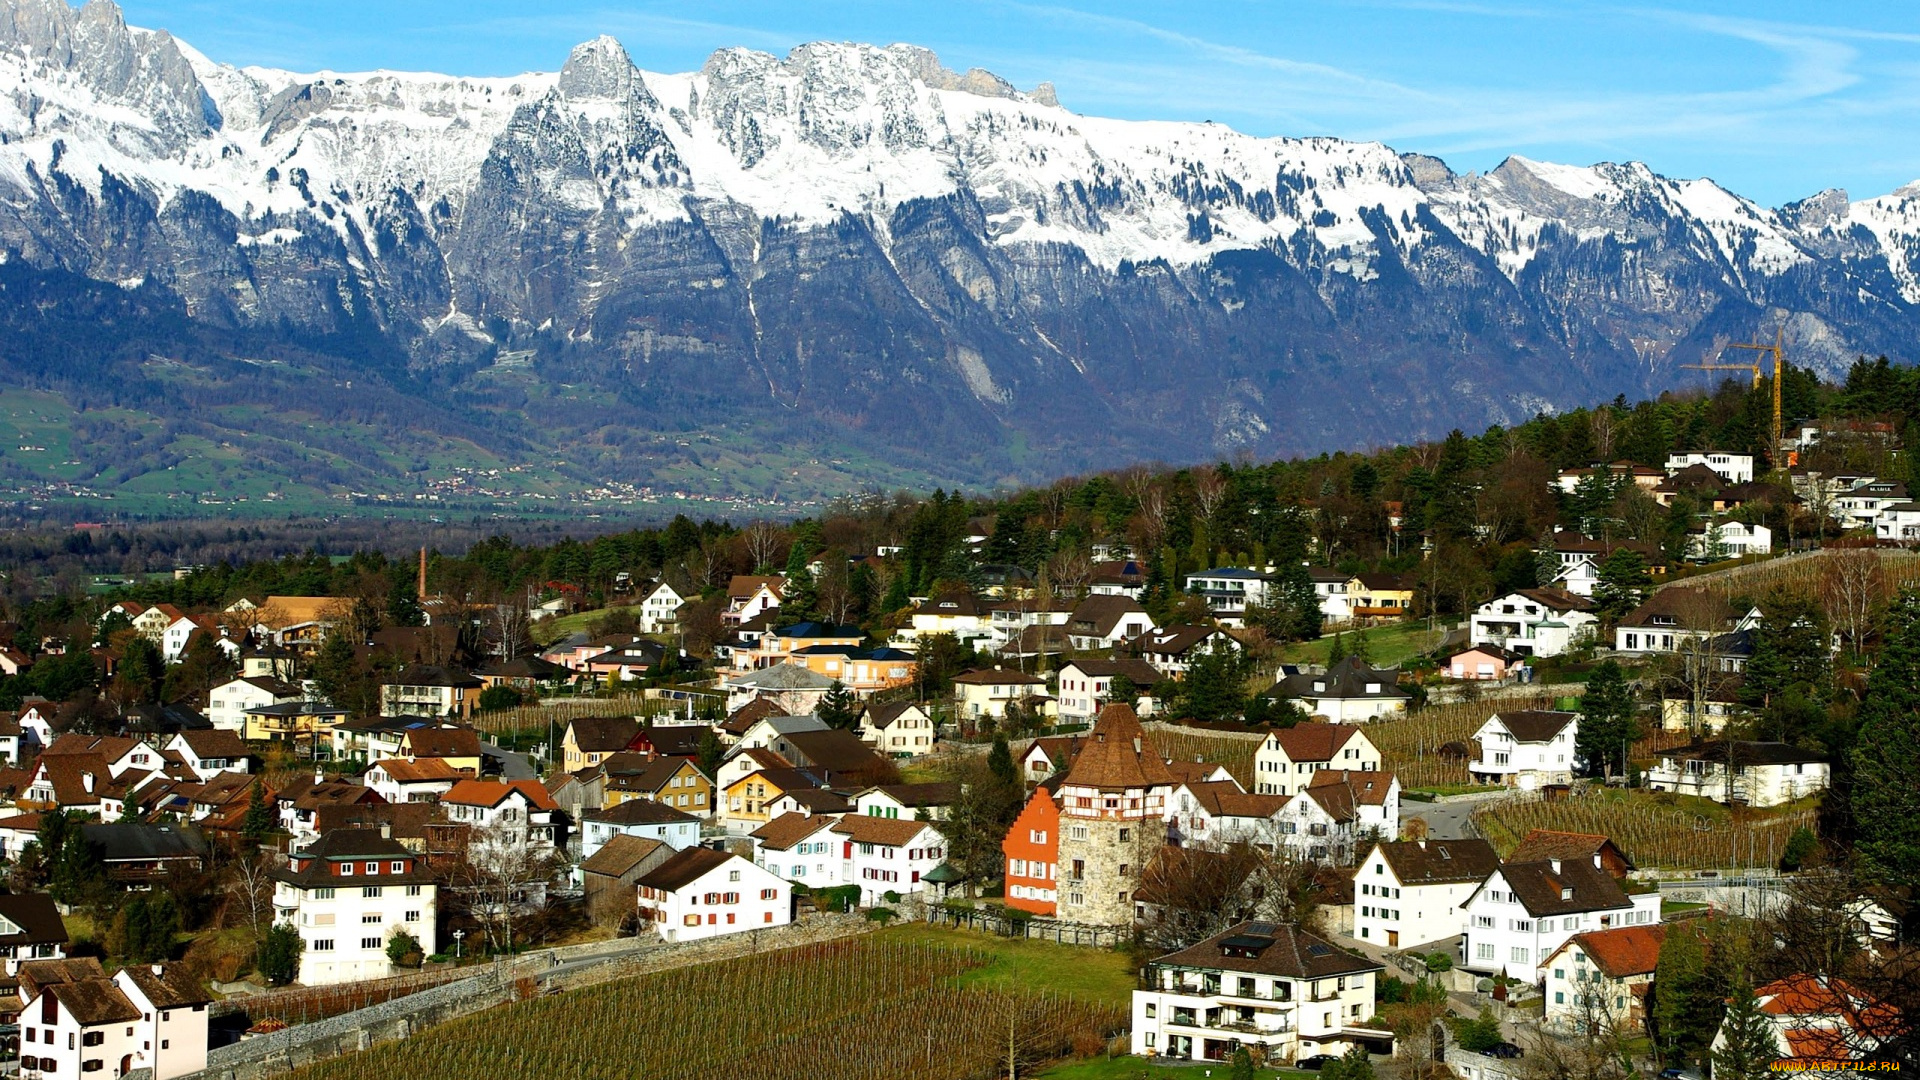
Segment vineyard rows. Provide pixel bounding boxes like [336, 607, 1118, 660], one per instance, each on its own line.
[1472, 792, 1817, 871]
[290, 938, 1124, 1080]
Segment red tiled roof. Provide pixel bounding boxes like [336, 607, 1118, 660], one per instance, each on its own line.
[442, 779, 558, 811]
[1565, 924, 1668, 979]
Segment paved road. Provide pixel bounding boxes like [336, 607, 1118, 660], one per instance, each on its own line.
[481, 740, 537, 780]
[1403, 790, 1506, 840]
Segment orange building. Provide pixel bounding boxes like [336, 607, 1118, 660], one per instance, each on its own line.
[1001, 779, 1062, 915]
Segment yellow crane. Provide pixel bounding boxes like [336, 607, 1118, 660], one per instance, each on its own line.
[1682, 327, 1785, 464]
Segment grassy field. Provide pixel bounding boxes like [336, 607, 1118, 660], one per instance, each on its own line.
[877, 924, 1138, 1009]
[291, 936, 1126, 1080]
[1472, 787, 1819, 871]
[1278, 620, 1455, 668]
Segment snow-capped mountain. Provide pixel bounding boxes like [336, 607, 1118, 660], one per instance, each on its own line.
[2, 0, 1917, 485]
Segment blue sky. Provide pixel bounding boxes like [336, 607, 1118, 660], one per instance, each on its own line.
[123, 0, 1920, 207]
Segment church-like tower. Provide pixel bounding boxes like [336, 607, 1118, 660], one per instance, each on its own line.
[1053, 703, 1172, 927]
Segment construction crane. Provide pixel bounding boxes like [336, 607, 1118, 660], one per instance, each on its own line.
[1682, 327, 1785, 465]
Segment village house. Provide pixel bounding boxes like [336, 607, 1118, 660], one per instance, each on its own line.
[1088, 558, 1148, 599]
[893, 590, 995, 651]
[1543, 923, 1672, 1032]
[1509, 830, 1635, 880]
[1252, 725, 1382, 797]
[832, 814, 947, 905]
[16, 958, 209, 1080]
[1688, 519, 1773, 560]
[603, 756, 712, 815]
[851, 782, 958, 822]
[272, 830, 436, 986]
[473, 655, 566, 694]
[364, 757, 471, 803]
[636, 580, 685, 634]
[578, 798, 702, 861]
[1710, 974, 1902, 1064]
[1873, 502, 1920, 542]
[275, 774, 383, 842]
[786, 643, 917, 696]
[1055, 659, 1163, 722]
[1470, 711, 1579, 790]
[1555, 462, 1666, 494]
[723, 575, 785, 627]
[580, 835, 673, 913]
[764, 728, 892, 788]
[1163, 780, 1285, 848]
[0, 892, 67, 973]
[1460, 857, 1661, 982]
[635, 848, 791, 943]
[1002, 779, 1063, 915]
[857, 702, 937, 758]
[1544, 534, 1666, 597]
[1441, 643, 1528, 681]
[561, 716, 640, 773]
[440, 779, 562, 850]
[739, 621, 864, 673]
[161, 730, 250, 781]
[1019, 734, 1083, 785]
[1666, 451, 1755, 484]
[952, 668, 1048, 722]
[1347, 573, 1417, 620]
[1274, 657, 1411, 723]
[765, 788, 854, 819]
[750, 812, 848, 889]
[722, 768, 827, 834]
[1131, 921, 1390, 1065]
[1308, 567, 1355, 623]
[378, 665, 482, 721]
[723, 662, 837, 714]
[1184, 568, 1276, 625]
[986, 597, 1076, 649]
[714, 745, 800, 795]
[1064, 595, 1156, 651]
[1353, 838, 1502, 950]
[1129, 625, 1241, 678]
[1613, 588, 1759, 656]
[1660, 683, 1750, 732]
[1271, 772, 1396, 865]
[1469, 588, 1599, 658]
[580, 641, 667, 685]
[205, 675, 302, 733]
[245, 701, 347, 751]
[1645, 740, 1829, 807]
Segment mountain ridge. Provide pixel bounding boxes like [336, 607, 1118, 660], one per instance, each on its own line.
[1, 0, 1918, 510]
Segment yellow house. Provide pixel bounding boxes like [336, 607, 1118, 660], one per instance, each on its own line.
[722, 767, 818, 832]
[1348, 573, 1417, 619]
[603, 757, 714, 815]
[242, 701, 348, 750]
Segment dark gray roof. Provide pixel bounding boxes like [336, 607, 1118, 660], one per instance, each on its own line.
[80, 824, 207, 863]
[635, 847, 735, 892]
[1663, 740, 1825, 767]
[1491, 710, 1577, 743]
[583, 799, 702, 826]
[1374, 838, 1501, 885]
[1278, 656, 1410, 701]
[0, 893, 67, 948]
[1149, 921, 1380, 979]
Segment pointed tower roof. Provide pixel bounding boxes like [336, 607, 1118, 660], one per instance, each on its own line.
[1063, 704, 1174, 790]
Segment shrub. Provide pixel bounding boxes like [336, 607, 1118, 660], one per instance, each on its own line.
[258, 923, 304, 987]
[865, 908, 897, 925]
[882, 890, 901, 904]
[1452, 1008, 1503, 1052]
[388, 929, 424, 968]
[1425, 952, 1453, 972]
[477, 685, 525, 711]
[1779, 827, 1818, 872]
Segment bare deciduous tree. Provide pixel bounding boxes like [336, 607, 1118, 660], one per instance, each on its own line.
[443, 818, 562, 953]
[1191, 465, 1227, 528]
[226, 847, 283, 936]
[1135, 842, 1319, 954]
[1820, 548, 1884, 657]
[744, 520, 783, 573]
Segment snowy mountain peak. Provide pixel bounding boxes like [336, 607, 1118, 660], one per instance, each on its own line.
[557, 34, 646, 102]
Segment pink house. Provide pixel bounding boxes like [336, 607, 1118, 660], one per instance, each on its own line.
[1443, 644, 1527, 681]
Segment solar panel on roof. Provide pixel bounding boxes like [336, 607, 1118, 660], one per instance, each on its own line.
[1307, 944, 1332, 956]
[1247, 921, 1279, 936]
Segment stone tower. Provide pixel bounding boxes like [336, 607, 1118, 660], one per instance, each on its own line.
[1053, 704, 1172, 927]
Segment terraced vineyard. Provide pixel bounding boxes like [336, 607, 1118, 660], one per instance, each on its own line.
[290, 938, 1125, 1080]
[1472, 787, 1818, 870]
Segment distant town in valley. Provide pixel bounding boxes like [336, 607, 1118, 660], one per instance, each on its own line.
[0, 357, 1912, 1080]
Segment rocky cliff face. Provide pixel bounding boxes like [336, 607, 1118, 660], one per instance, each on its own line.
[1, 0, 1918, 486]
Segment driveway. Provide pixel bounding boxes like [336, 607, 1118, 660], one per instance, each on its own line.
[481, 740, 537, 781]
[1404, 790, 1506, 840]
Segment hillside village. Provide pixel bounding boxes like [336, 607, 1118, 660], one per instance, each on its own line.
[0, 375, 1913, 1078]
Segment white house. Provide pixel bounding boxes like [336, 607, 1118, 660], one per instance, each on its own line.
[1055, 659, 1163, 722]
[1688, 520, 1772, 560]
[271, 829, 438, 986]
[16, 958, 210, 1080]
[1164, 781, 1285, 847]
[1468, 589, 1599, 659]
[635, 848, 792, 942]
[851, 782, 957, 822]
[1613, 588, 1759, 656]
[1874, 502, 1920, 543]
[1130, 922, 1390, 1064]
[832, 815, 947, 905]
[1252, 725, 1382, 797]
[1710, 974, 1901, 1064]
[1644, 740, 1829, 807]
[1542, 923, 1669, 1033]
[1353, 838, 1502, 951]
[1469, 711, 1578, 790]
[578, 799, 702, 861]
[363, 757, 469, 804]
[1184, 568, 1277, 623]
[162, 730, 251, 781]
[1064, 596, 1156, 650]
[206, 676, 302, 733]
[1274, 771, 1400, 865]
[1308, 567, 1355, 623]
[637, 581, 685, 634]
[857, 702, 937, 758]
[1130, 625, 1242, 678]
[1836, 480, 1907, 528]
[440, 779, 562, 850]
[1666, 451, 1754, 484]
[750, 812, 848, 889]
[1460, 858, 1661, 982]
[951, 668, 1048, 722]
[1273, 657, 1411, 723]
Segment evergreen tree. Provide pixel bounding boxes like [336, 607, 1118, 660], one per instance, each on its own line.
[987, 734, 1016, 788]
[1327, 632, 1348, 665]
[696, 728, 726, 783]
[879, 573, 910, 615]
[1103, 674, 1140, 709]
[1593, 547, 1652, 622]
[1851, 591, 1920, 887]
[1712, 979, 1778, 1080]
[50, 829, 105, 908]
[1577, 660, 1639, 777]
[1179, 649, 1249, 723]
[243, 779, 274, 846]
[386, 571, 424, 627]
[780, 540, 821, 622]
[1228, 1046, 1256, 1080]
[1741, 594, 1828, 708]
[258, 923, 304, 986]
[1534, 530, 1563, 591]
[816, 681, 857, 730]
[1652, 922, 1709, 1065]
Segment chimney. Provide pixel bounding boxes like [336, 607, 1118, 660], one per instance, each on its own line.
[418, 547, 428, 602]
[315, 766, 325, 784]
[380, 823, 392, 840]
[151, 964, 163, 976]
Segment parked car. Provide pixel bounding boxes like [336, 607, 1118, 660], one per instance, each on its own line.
[1482, 1042, 1524, 1059]
[1660, 1069, 1704, 1080]
[1297, 1055, 1337, 1070]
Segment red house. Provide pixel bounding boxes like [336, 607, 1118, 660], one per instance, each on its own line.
[1001, 779, 1062, 915]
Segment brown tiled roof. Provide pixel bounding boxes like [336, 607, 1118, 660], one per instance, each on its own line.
[1374, 838, 1500, 885]
[567, 716, 641, 753]
[44, 733, 143, 761]
[1510, 829, 1634, 870]
[1620, 587, 1736, 631]
[175, 729, 248, 760]
[1562, 924, 1669, 979]
[37, 754, 114, 806]
[605, 759, 705, 796]
[952, 668, 1047, 686]
[1513, 588, 1598, 613]
[863, 702, 927, 730]
[1492, 710, 1578, 743]
[1063, 705, 1174, 791]
[733, 747, 795, 772]
[1163, 759, 1230, 785]
[723, 697, 784, 734]
[1067, 595, 1150, 637]
[19, 957, 108, 1000]
[1130, 625, 1226, 656]
[1265, 724, 1365, 764]
[372, 757, 469, 784]
[914, 591, 988, 618]
[831, 815, 939, 846]
[0, 893, 67, 948]
[583, 799, 701, 826]
[779, 729, 889, 777]
[636, 847, 735, 892]
[1186, 780, 1285, 819]
[1305, 781, 1358, 822]
[404, 727, 484, 759]
[750, 811, 839, 850]
[49, 976, 142, 1024]
[1310, 769, 1395, 806]
[1662, 739, 1825, 767]
[579, 834, 669, 878]
[773, 789, 853, 814]
[728, 575, 785, 601]
[1495, 858, 1633, 917]
[312, 802, 438, 840]
[121, 963, 210, 1007]
[865, 782, 960, 808]
[1148, 921, 1380, 979]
